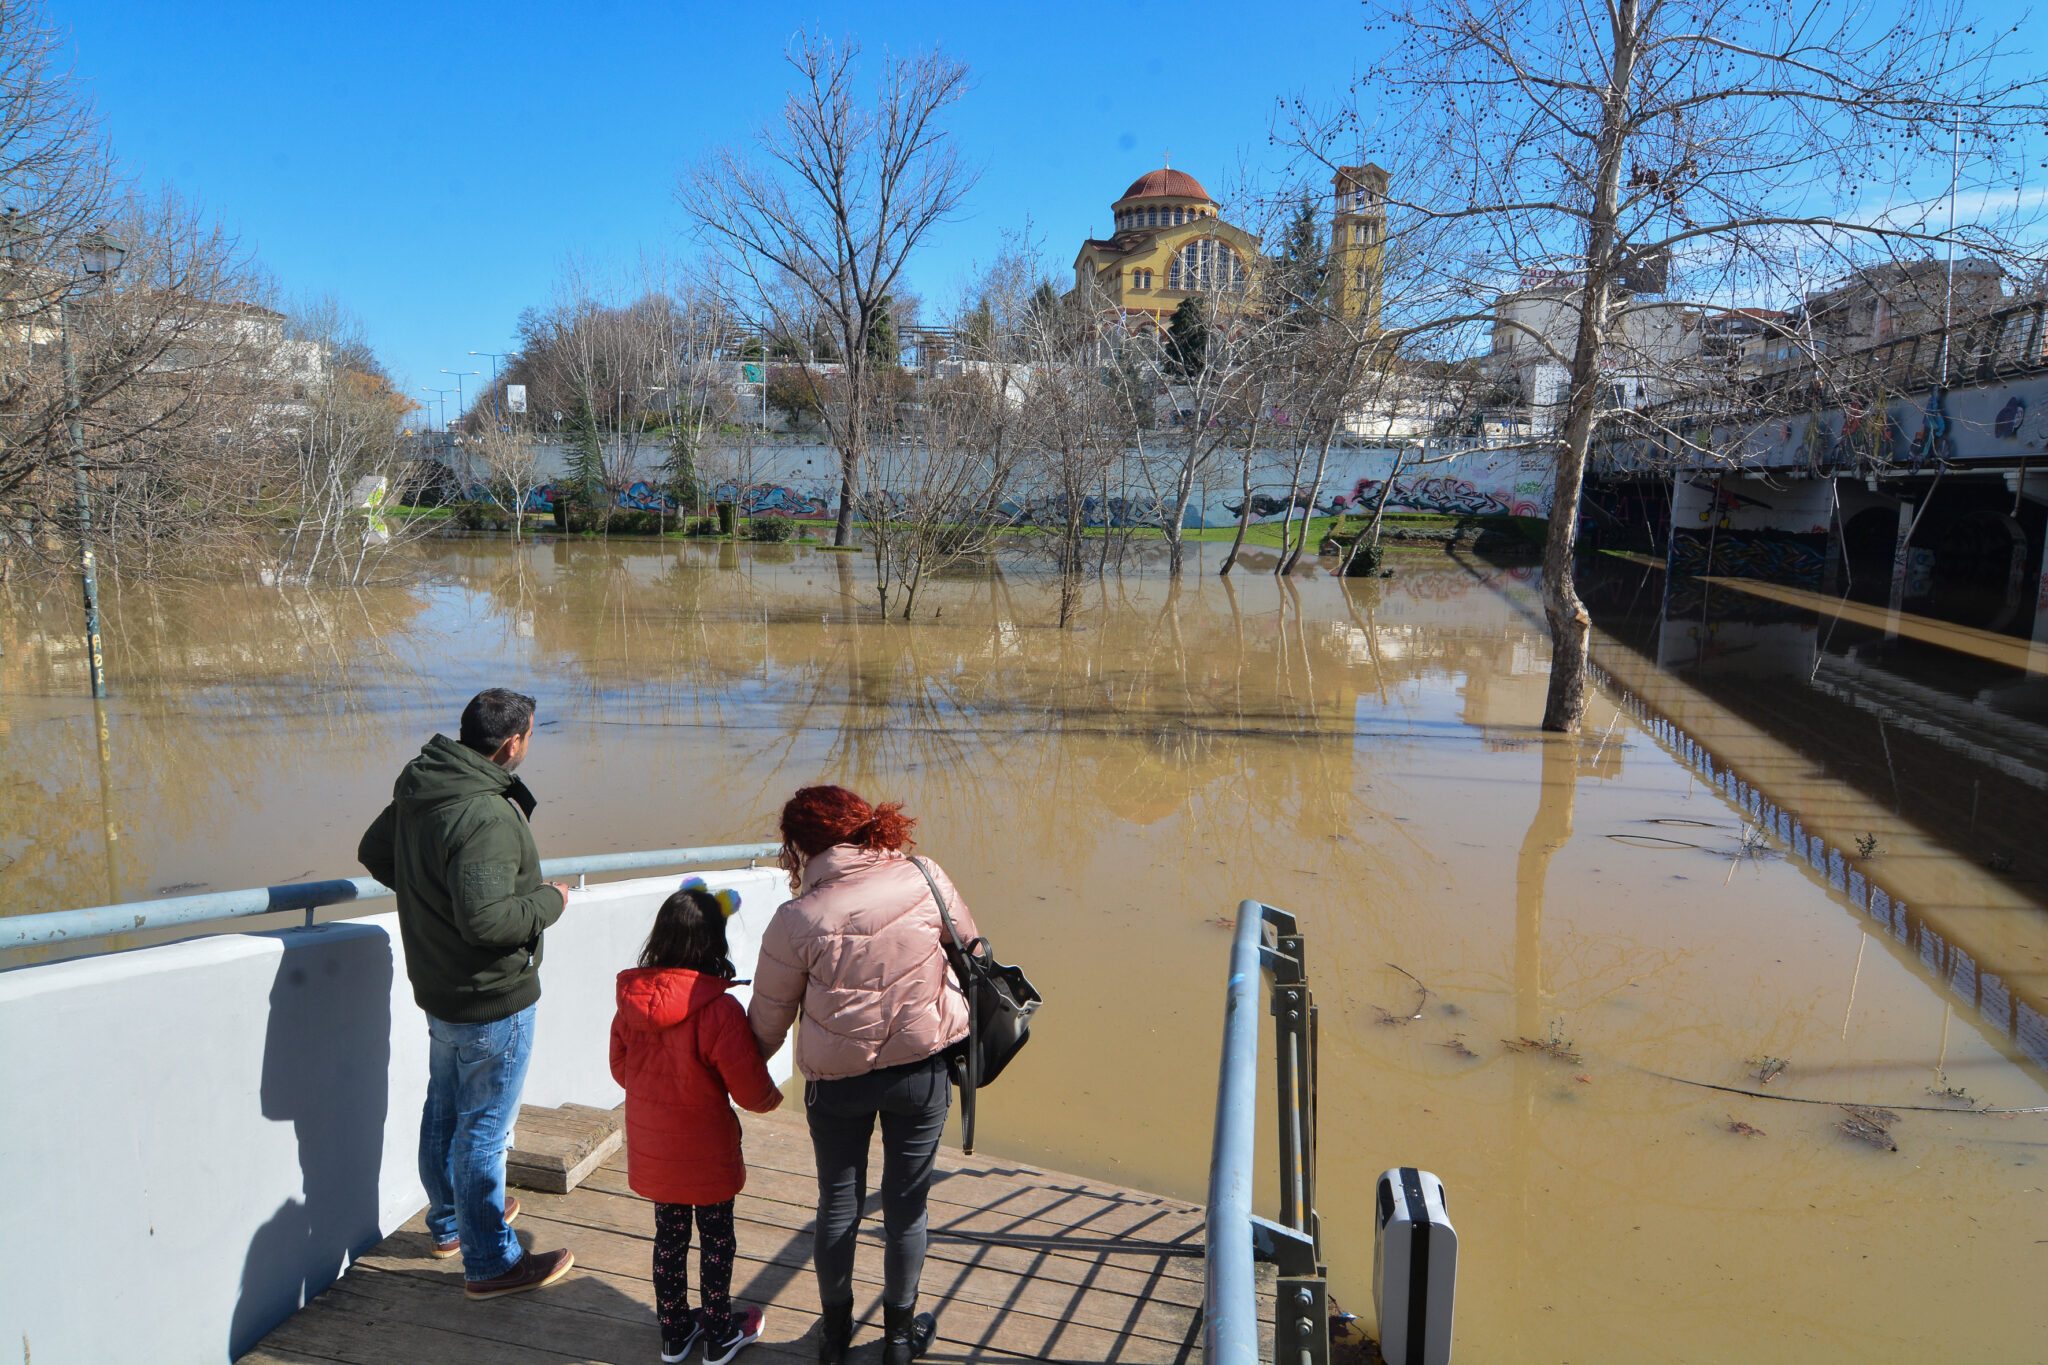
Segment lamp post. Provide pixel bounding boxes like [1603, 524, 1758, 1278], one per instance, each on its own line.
[420, 386, 456, 432]
[3, 215, 128, 698]
[440, 368, 481, 430]
[470, 350, 509, 424]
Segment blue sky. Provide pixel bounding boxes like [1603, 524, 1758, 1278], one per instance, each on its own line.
[64, 0, 1383, 407]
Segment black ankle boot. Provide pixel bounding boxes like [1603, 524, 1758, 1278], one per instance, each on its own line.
[881, 1302, 936, 1365]
[817, 1300, 855, 1365]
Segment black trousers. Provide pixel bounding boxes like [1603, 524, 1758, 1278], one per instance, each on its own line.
[653, 1200, 736, 1339]
[805, 1052, 951, 1310]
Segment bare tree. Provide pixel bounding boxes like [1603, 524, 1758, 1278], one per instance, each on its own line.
[273, 305, 416, 584]
[3, 184, 272, 577]
[680, 31, 975, 547]
[468, 423, 550, 541]
[1343, 0, 2046, 731]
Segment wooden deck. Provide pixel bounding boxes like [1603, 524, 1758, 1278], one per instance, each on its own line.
[239, 1108, 1230, 1365]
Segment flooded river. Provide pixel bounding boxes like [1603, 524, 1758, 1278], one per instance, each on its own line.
[4, 539, 2045, 1362]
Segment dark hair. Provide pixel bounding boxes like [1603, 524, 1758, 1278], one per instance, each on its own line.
[459, 688, 537, 755]
[638, 886, 736, 978]
[778, 784, 915, 890]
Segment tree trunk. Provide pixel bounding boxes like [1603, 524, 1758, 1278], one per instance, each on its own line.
[1281, 419, 1340, 575]
[835, 454, 857, 547]
[1539, 0, 1637, 734]
[1219, 445, 1254, 575]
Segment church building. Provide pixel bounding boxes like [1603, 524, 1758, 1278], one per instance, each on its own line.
[1070, 166, 1262, 332]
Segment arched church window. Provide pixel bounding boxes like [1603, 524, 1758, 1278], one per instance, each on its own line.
[1169, 237, 1246, 292]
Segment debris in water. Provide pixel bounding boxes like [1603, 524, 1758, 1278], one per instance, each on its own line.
[1328, 1296, 1378, 1365]
[1374, 963, 1430, 1024]
[1728, 1117, 1767, 1138]
[1574, 1073, 1593, 1084]
[1607, 833, 1703, 850]
[1437, 1036, 1480, 1060]
[1855, 833, 1883, 859]
[1440, 1001, 1464, 1017]
[1735, 823, 1778, 860]
[1927, 1083, 1983, 1109]
[1838, 1105, 1900, 1151]
[1748, 1055, 1789, 1085]
[1503, 1019, 1582, 1065]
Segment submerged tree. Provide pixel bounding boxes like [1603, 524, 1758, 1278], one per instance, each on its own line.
[680, 31, 975, 547]
[1348, 0, 2047, 731]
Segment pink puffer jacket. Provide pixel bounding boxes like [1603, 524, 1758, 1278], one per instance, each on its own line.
[747, 845, 980, 1082]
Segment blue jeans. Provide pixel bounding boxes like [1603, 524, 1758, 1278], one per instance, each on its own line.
[419, 1005, 535, 1280]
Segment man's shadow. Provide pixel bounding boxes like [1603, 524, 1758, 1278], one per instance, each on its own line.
[229, 924, 391, 1358]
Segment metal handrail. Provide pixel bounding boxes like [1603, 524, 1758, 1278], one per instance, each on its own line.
[1206, 898, 1326, 1365]
[4, 842, 783, 949]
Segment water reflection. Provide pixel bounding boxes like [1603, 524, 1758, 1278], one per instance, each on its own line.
[5, 540, 2046, 1362]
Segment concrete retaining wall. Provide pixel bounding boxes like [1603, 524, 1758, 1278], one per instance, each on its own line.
[0, 867, 792, 1364]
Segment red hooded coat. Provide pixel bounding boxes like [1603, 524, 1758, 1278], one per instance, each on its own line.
[610, 967, 784, 1205]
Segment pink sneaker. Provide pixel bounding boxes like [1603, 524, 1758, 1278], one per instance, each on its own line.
[703, 1306, 765, 1365]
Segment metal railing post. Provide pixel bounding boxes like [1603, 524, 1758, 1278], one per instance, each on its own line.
[1209, 899, 1328, 1365]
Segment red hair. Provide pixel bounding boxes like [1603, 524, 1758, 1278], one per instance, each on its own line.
[779, 785, 916, 888]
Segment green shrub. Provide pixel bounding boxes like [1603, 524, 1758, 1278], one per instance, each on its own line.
[745, 517, 794, 542]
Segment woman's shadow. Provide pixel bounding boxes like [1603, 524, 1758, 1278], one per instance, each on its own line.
[228, 923, 391, 1358]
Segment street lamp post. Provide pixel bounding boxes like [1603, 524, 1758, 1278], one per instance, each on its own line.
[470, 350, 509, 424]
[420, 386, 457, 432]
[2, 215, 129, 698]
[440, 368, 481, 429]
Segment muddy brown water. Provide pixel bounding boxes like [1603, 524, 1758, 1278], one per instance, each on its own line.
[4, 539, 2046, 1362]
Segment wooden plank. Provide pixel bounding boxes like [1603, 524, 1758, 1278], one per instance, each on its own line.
[384, 1240, 1193, 1365]
[739, 1111, 1205, 1217]
[241, 1104, 1260, 1365]
[357, 1204, 1206, 1348]
[508, 1103, 624, 1195]
[523, 1197, 1208, 1312]
[590, 1151, 1207, 1259]
[546, 1173, 1209, 1301]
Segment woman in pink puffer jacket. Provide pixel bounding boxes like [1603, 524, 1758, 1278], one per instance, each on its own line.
[748, 785, 977, 1365]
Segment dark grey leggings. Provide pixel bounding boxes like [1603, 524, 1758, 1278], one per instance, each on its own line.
[805, 1052, 951, 1310]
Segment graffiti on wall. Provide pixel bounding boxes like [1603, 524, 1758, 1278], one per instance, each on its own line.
[1322, 475, 1542, 519]
[1668, 530, 1828, 585]
[710, 481, 833, 518]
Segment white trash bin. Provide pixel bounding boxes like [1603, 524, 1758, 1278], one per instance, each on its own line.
[1373, 1167, 1457, 1365]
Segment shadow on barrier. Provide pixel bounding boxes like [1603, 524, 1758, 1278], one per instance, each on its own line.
[229, 924, 392, 1358]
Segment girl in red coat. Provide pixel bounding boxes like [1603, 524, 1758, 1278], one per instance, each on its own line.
[612, 882, 784, 1363]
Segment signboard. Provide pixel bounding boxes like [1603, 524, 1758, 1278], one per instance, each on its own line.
[505, 383, 528, 413]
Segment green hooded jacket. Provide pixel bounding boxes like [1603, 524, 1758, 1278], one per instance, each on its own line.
[358, 733, 567, 1023]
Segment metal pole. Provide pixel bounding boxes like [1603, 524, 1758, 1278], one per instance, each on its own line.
[1204, 899, 1266, 1365]
[60, 297, 106, 698]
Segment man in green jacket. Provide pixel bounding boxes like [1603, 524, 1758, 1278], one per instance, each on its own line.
[359, 688, 576, 1300]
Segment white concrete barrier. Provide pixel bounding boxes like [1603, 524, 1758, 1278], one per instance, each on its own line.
[0, 867, 791, 1365]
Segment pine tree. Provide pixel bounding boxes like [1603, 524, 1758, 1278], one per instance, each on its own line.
[866, 296, 900, 366]
[1166, 297, 1207, 378]
[1277, 191, 1325, 318]
[565, 387, 606, 515]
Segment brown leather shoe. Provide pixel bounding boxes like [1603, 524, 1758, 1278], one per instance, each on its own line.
[466, 1247, 573, 1301]
[431, 1196, 521, 1259]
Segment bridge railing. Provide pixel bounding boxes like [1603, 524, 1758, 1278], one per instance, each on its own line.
[3, 843, 784, 950]
[1207, 898, 1326, 1365]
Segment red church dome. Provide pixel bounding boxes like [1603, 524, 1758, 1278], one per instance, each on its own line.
[1118, 168, 1212, 203]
